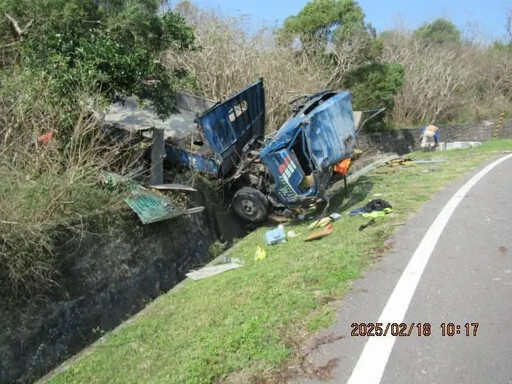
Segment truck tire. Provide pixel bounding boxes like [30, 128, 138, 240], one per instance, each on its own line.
[232, 187, 269, 223]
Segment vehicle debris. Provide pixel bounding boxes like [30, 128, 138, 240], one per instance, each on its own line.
[265, 228, 286, 245]
[359, 219, 376, 231]
[361, 209, 392, 218]
[386, 158, 413, 166]
[186, 263, 243, 281]
[125, 193, 183, 224]
[307, 216, 333, 229]
[385, 157, 446, 166]
[304, 223, 333, 241]
[150, 184, 197, 192]
[150, 127, 165, 186]
[101, 171, 202, 224]
[349, 199, 393, 216]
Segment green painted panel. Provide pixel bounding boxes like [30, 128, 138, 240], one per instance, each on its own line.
[125, 193, 182, 224]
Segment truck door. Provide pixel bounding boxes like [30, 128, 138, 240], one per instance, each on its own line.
[197, 80, 265, 176]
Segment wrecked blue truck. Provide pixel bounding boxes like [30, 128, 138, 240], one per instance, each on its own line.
[104, 79, 357, 223]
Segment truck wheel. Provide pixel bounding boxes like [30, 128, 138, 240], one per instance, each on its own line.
[233, 187, 269, 223]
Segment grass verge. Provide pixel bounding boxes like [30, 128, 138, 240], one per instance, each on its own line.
[50, 140, 512, 384]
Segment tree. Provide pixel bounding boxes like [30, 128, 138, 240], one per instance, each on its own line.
[414, 18, 461, 45]
[0, 0, 194, 121]
[281, 0, 381, 80]
[281, 0, 404, 130]
[344, 62, 403, 110]
[282, 0, 369, 45]
[343, 62, 404, 130]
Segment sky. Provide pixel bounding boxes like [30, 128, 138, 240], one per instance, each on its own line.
[184, 0, 512, 42]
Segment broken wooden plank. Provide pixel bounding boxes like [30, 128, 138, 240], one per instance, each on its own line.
[303, 224, 333, 242]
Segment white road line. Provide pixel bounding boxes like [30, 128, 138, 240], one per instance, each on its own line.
[347, 154, 512, 384]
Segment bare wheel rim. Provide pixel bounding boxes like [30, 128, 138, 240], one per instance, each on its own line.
[241, 199, 257, 216]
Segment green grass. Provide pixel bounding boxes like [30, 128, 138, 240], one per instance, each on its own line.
[50, 140, 512, 384]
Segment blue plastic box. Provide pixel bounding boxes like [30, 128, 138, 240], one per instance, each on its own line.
[265, 228, 286, 245]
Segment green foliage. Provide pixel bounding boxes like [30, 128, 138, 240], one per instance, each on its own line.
[344, 62, 404, 130]
[0, 0, 194, 127]
[345, 62, 404, 110]
[414, 18, 461, 44]
[491, 40, 512, 52]
[282, 0, 369, 44]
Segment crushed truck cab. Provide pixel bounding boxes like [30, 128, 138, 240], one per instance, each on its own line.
[259, 90, 356, 208]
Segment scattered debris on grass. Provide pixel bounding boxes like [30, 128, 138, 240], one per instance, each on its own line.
[386, 157, 414, 166]
[361, 208, 393, 218]
[265, 227, 286, 245]
[359, 219, 376, 231]
[307, 217, 333, 229]
[349, 199, 393, 216]
[186, 263, 243, 281]
[386, 157, 446, 166]
[254, 246, 268, 261]
[304, 223, 333, 242]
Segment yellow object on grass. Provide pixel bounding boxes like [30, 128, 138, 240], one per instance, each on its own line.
[307, 217, 333, 229]
[254, 246, 267, 261]
[361, 208, 393, 218]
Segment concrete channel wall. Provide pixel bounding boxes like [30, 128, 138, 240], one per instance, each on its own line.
[0, 210, 215, 383]
[356, 119, 512, 155]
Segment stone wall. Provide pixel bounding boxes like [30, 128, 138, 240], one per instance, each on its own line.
[0, 210, 214, 383]
[356, 119, 512, 155]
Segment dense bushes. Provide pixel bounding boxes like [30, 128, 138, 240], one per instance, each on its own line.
[1, 0, 194, 121]
[0, 0, 195, 302]
[382, 24, 512, 125]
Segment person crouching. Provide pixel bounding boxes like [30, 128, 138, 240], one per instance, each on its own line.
[420, 124, 440, 150]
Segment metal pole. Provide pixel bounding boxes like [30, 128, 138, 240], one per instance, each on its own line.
[150, 127, 165, 186]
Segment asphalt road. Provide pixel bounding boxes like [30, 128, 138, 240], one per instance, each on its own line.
[295, 155, 512, 384]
